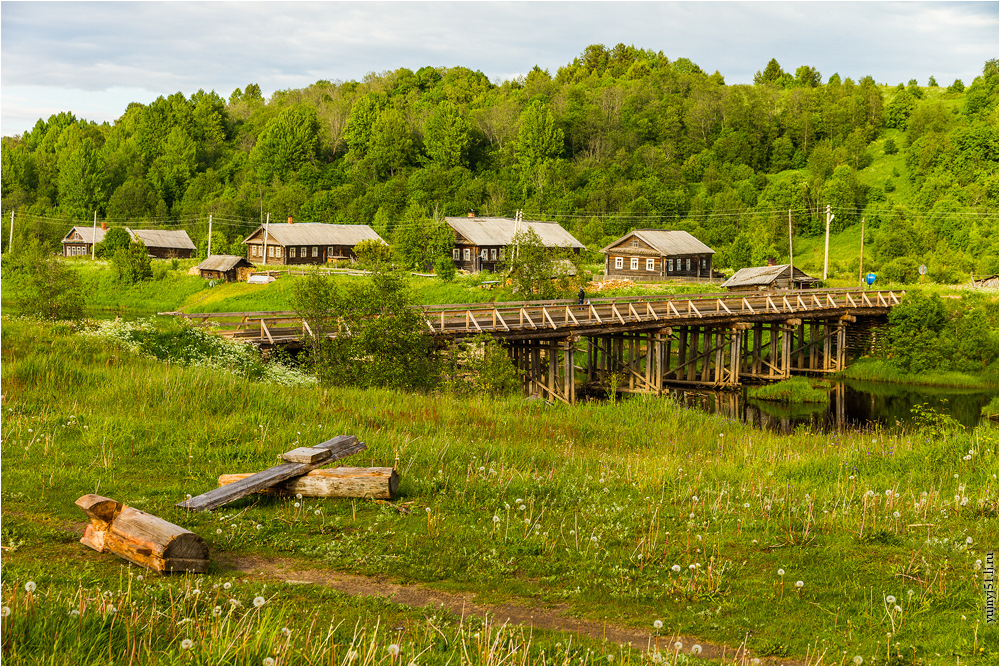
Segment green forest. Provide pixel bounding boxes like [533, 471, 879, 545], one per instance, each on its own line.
[2, 45, 997, 280]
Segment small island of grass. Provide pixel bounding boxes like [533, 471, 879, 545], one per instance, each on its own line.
[747, 377, 830, 403]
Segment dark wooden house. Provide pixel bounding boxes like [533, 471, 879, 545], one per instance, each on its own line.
[195, 255, 255, 283]
[722, 264, 819, 291]
[601, 230, 716, 280]
[130, 229, 196, 259]
[62, 226, 107, 257]
[445, 215, 585, 273]
[242, 223, 385, 266]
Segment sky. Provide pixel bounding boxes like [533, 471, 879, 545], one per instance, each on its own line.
[1, 0, 997, 137]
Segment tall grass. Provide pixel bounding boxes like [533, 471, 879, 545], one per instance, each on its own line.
[2, 316, 997, 665]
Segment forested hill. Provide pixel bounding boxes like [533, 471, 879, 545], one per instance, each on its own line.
[2, 46, 998, 279]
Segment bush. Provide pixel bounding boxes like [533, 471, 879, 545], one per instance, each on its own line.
[113, 240, 152, 284]
[442, 334, 522, 396]
[353, 238, 391, 269]
[5, 236, 85, 320]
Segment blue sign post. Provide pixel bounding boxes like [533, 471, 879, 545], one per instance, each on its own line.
[865, 272, 877, 287]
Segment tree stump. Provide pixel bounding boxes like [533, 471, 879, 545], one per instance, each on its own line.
[76, 494, 209, 573]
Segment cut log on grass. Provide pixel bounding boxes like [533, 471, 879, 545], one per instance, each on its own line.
[76, 494, 209, 573]
[176, 435, 365, 511]
[218, 467, 399, 500]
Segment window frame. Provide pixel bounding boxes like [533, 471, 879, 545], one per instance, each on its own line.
[614, 256, 623, 270]
[646, 258, 655, 271]
[630, 257, 639, 271]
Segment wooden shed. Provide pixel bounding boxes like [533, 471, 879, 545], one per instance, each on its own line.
[242, 223, 385, 266]
[722, 264, 819, 291]
[601, 230, 716, 280]
[444, 214, 585, 273]
[195, 255, 255, 283]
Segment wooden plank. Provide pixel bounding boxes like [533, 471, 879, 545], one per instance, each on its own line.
[282, 447, 332, 464]
[176, 435, 364, 511]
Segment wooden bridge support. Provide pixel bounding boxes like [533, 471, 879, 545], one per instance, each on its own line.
[508, 317, 853, 405]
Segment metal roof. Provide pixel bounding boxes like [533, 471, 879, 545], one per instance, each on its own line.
[196, 255, 252, 272]
[62, 226, 108, 244]
[445, 217, 585, 249]
[129, 229, 196, 250]
[722, 264, 818, 288]
[242, 223, 384, 246]
[601, 230, 714, 256]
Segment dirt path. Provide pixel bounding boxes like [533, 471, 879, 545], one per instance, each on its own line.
[217, 552, 754, 663]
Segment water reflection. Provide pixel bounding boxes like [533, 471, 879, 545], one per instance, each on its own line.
[664, 380, 996, 434]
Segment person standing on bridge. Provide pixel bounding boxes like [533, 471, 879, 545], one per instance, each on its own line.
[578, 286, 585, 305]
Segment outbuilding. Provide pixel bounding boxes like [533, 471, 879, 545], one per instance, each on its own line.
[194, 255, 255, 283]
[601, 230, 716, 280]
[444, 214, 585, 273]
[130, 229, 196, 259]
[242, 222, 385, 266]
[721, 264, 820, 291]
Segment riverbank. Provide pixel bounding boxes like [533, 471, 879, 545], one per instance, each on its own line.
[836, 357, 999, 390]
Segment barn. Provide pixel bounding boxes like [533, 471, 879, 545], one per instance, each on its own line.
[444, 214, 585, 273]
[722, 264, 820, 291]
[194, 255, 255, 283]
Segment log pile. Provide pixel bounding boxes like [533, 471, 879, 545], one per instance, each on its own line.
[77, 494, 209, 573]
[218, 467, 399, 499]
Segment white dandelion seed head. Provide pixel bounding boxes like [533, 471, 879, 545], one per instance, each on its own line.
[223, 582, 232, 590]
[181, 639, 193, 650]
[674, 641, 683, 650]
[192, 589, 199, 596]
[256, 524, 263, 530]
[671, 564, 681, 573]
[1, 607, 10, 618]
[387, 643, 400, 657]
[282, 627, 291, 637]
[296, 493, 302, 500]
[136, 575, 143, 581]
[653, 619, 663, 629]
[689, 564, 697, 570]
[885, 595, 896, 604]
[692, 644, 702, 655]
[254, 596, 265, 608]
[519, 505, 526, 511]
[230, 524, 236, 530]
[216, 528, 223, 534]
[853, 656, 863, 665]
[68, 609, 80, 617]
[212, 606, 222, 616]
[263, 659, 275, 666]
[894, 605, 902, 613]
[691, 496, 699, 502]
[777, 569, 785, 576]
[966, 537, 973, 544]
[492, 515, 500, 523]
[24, 581, 36, 593]
[744, 503, 750, 508]
[294, 502, 300, 508]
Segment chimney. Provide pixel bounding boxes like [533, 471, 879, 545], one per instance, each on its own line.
[467, 211, 475, 218]
[100, 222, 107, 231]
[288, 216, 293, 225]
[767, 256, 777, 266]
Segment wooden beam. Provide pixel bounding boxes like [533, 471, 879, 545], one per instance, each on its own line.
[218, 467, 399, 500]
[176, 435, 364, 511]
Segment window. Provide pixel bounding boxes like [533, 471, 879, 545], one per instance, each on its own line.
[499, 247, 505, 259]
[463, 248, 471, 261]
[646, 258, 655, 271]
[614, 256, 623, 269]
[701, 257, 706, 268]
[630, 257, 639, 270]
[328, 246, 335, 257]
[276, 247, 282, 258]
[490, 248, 497, 260]
[668, 259, 674, 272]
[289, 247, 296, 258]
[481, 249, 488, 260]
[632, 239, 639, 248]
[312, 246, 319, 258]
[269, 246, 274, 257]
[686, 258, 691, 271]
[453, 248, 460, 260]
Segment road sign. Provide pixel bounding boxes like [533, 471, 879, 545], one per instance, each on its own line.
[865, 272, 877, 286]
[919, 264, 927, 275]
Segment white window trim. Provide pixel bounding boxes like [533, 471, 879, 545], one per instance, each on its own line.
[312, 246, 318, 257]
[686, 258, 691, 271]
[463, 248, 471, 261]
[614, 256, 623, 269]
[630, 257, 639, 271]
[289, 247, 296, 258]
[646, 258, 655, 271]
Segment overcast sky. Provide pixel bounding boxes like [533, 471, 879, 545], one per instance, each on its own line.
[2, 1, 997, 137]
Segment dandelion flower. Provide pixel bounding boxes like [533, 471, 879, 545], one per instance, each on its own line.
[894, 605, 902, 613]
[213, 606, 222, 616]
[777, 569, 785, 576]
[68, 609, 80, 617]
[296, 493, 303, 500]
[966, 537, 973, 545]
[137, 575, 143, 581]
[387, 643, 400, 657]
[691, 495, 699, 502]
[216, 528, 223, 534]
[653, 619, 663, 629]
[256, 524, 263, 530]
[294, 502, 300, 508]
[692, 644, 702, 655]
[743, 503, 750, 509]
[181, 639, 193, 650]
[281, 627, 292, 637]
[223, 582, 232, 590]
[671, 564, 681, 573]
[885, 595, 896, 604]
[493, 515, 500, 523]
[24, 581, 36, 593]
[192, 589, 200, 596]
[673, 641, 683, 651]
[263, 659, 275, 666]
[853, 656, 863, 665]
[254, 596, 266, 608]
[346, 649, 358, 660]
[314, 509, 321, 516]
[519, 505, 526, 511]
[795, 581, 804, 589]
[1, 607, 10, 617]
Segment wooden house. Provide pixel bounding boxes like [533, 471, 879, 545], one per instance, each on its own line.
[62, 226, 107, 256]
[130, 229, 196, 259]
[601, 230, 716, 280]
[444, 214, 585, 273]
[194, 255, 255, 283]
[722, 264, 819, 291]
[242, 223, 385, 266]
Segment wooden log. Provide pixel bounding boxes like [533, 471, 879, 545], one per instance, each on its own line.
[218, 467, 399, 499]
[77, 495, 209, 573]
[177, 435, 365, 511]
[282, 447, 331, 464]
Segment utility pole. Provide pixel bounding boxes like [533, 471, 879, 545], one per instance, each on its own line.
[7, 211, 14, 254]
[858, 217, 866, 285]
[91, 211, 98, 260]
[788, 209, 794, 269]
[823, 204, 834, 280]
[207, 214, 213, 257]
[262, 212, 270, 265]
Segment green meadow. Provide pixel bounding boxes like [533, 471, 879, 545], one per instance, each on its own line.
[2, 316, 997, 665]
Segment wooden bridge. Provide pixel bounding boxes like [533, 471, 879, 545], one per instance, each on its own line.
[166, 287, 903, 404]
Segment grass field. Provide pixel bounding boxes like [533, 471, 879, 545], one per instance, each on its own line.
[2, 316, 997, 665]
